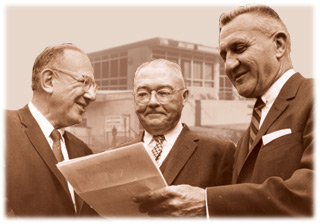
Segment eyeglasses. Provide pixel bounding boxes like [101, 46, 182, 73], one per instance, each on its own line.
[133, 88, 185, 104]
[47, 67, 98, 94]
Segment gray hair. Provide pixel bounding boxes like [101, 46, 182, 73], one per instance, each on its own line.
[134, 58, 185, 88]
[31, 43, 85, 91]
[219, 5, 291, 52]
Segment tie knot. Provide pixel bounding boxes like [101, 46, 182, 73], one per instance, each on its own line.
[153, 135, 165, 144]
[50, 129, 61, 142]
[254, 98, 265, 110]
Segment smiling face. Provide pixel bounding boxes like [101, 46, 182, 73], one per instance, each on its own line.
[50, 49, 96, 128]
[219, 13, 281, 98]
[134, 61, 188, 135]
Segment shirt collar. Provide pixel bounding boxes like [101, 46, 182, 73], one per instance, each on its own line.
[28, 102, 63, 139]
[261, 69, 295, 106]
[143, 118, 183, 145]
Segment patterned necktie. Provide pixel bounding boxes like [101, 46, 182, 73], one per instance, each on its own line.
[152, 135, 165, 163]
[50, 129, 64, 163]
[249, 98, 266, 149]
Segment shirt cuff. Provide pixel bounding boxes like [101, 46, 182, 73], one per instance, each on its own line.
[205, 188, 210, 219]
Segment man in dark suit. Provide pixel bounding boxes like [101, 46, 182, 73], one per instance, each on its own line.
[5, 44, 99, 217]
[133, 5, 313, 217]
[128, 59, 235, 188]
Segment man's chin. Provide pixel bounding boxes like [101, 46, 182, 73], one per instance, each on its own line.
[145, 122, 167, 134]
[236, 86, 256, 98]
[66, 115, 83, 127]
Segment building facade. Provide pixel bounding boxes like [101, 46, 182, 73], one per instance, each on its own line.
[88, 37, 243, 100]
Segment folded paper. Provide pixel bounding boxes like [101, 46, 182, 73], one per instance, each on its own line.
[57, 142, 167, 217]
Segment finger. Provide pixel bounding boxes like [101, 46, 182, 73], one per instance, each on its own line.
[133, 187, 171, 202]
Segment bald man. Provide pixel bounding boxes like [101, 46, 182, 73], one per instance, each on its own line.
[124, 59, 235, 189]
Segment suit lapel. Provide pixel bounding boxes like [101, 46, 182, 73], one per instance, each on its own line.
[18, 105, 74, 203]
[160, 125, 198, 185]
[233, 128, 250, 179]
[235, 73, 304, 180]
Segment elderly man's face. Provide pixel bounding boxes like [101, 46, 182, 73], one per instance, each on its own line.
[50, 49, 96, 128]
[134, 65, 188, 135]
[219, 13, 281, 98]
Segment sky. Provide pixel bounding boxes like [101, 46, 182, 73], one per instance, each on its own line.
[1, 0, 318, 110]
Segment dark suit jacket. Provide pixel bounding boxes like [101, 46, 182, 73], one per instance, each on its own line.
[5, 105, 99, 217]
[207, 73, 313, 216]
[122, 124, 235, 188]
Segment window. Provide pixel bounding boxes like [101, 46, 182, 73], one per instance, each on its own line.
[120, 58, 127, 77]
[102, 80, 109, 86]
[110, 79, 118, 85]
[111, 60, 118, 77]
[204, 63, 214, 80]
[193, 81, 202, 87]
[181, 60, 191, 79]
[204, 82, 214, 87]
[193, 62, 202, 79]
[119, 78, 127, 85]
[93, 63, 101, 79]
[102, 61, 109, 78]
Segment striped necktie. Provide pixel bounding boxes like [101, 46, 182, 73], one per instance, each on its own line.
[152, 135, 165, 163]
[249, 98, 265, 149]
[50, 129, 64, 163]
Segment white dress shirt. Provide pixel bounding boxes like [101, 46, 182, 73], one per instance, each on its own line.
[28, 102, 77, 211]
[260, 69, 295, 127]
[143, 119, 183, 166]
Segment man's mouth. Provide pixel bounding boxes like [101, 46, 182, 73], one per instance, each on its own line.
[234, 71, 247, 82]
[146, 112, 164, 117]
[76, 102, 87, 112]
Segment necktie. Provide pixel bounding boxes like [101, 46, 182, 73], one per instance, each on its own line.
[152, 135, 165, 163]
[50, 129, 64, 163]
[249, 98, 266, 149]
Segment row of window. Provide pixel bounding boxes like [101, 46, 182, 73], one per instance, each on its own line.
[90, 48, 235, 99]
[93, 58, 128, 80]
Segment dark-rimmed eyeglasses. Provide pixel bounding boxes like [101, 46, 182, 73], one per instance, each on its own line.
[133, 88, 185, 104]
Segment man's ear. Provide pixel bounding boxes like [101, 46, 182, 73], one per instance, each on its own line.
[182, 89, 189, 106]
[273, 31, 288, 59]
[40, 69, 54, 93]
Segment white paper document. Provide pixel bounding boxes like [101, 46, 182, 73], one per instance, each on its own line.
[57, 143, 167, 217]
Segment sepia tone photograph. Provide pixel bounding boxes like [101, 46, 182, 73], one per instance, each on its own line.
[1, 0, 318, 222]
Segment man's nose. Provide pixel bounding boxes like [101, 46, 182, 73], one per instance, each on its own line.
[83, 86, 97, 102]
[225, 54, 240, 72]
[148, 91, 160, 106]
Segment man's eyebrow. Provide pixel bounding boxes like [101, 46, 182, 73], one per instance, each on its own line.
[136, 85, 173, 91]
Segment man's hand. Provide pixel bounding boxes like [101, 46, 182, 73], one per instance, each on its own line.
[133, 185, 206, 217]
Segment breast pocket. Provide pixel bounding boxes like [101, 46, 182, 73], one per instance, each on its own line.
[257, 132, 303, 180]
[262, 132, 302, 153]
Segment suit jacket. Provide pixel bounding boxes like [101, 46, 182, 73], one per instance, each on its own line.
[5, 105, 99, 217]
[207, 73, 313, 216]
[122, 124, 235, 188]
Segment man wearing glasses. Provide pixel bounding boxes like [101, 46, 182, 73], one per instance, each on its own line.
[5, 43, 99, 217]
[127, 59, 235, 190]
